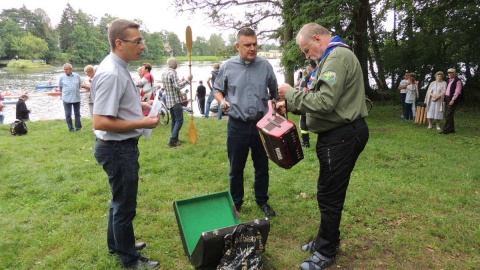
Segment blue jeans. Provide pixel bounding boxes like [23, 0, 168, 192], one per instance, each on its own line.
[404, 102, 413, 120]
[400, 93, 406, 117]
[170, 103, 184, 142]
[227, 118, 270, 208]
[0, 114, 4, 124]
[205, 91, 222, 119]
[313, 118, 369, 257]
[63, 101, 82, 131]
[94, 138, 141, 267]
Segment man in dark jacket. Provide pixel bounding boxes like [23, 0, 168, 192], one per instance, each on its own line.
[440, 68, 463, 134]
[16, 94, 31, 121]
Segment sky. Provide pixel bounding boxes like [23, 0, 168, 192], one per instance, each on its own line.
[0, 0, 232, 42]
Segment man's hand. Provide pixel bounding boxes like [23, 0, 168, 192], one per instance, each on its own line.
[187, 74, 193, 81]
[143, 114, 160, 129]
[141, 100, 154, 112]
[275, 100, 286, 115]
[220, 100, 231, 113]
[278, 83, 292, 100]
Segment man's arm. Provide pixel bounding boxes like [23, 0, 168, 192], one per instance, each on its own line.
[207, 77, 213, 90]
[93, 114, 159, 131]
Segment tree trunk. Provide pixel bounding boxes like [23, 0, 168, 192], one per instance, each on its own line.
[367, 5, 387, 90]
[352, 0, 370, 92]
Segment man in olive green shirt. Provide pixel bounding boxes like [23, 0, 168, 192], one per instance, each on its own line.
[277, 22, 369, 270]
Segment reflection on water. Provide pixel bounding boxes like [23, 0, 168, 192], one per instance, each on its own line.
[0, 59, 284, 124]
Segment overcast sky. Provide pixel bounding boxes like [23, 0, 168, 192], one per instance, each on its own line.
[0, 1, 230, 42]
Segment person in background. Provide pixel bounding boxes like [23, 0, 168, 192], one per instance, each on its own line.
[196, 80, 206, 115]
[299, 59, 317, 148]
[398, 72, 410, 119]
[409, 72, 418, 118]
[16, 94, 31, 122]
[0, 101, 4, 124]
[81, 64, 97, 116]
[424, 71, 446, 130]
[440, 68, 463, 134]
[91, 18, 160, 269]
[162, 57, 192, 147]
[138, 63, 155, 102]
[404, 76, 418, 120]
[277, 22, 369, 270]
[59, 63, 82, 132]
[294, 69, 304, 90]
[205, 63, 221, 119]
[213, 27, 278, 217]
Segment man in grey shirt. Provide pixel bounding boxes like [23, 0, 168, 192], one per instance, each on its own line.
[91, 19, 160, 269]
[214, 27, 278, 217]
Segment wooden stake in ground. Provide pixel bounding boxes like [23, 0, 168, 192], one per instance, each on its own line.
[186, 26, 197, 144]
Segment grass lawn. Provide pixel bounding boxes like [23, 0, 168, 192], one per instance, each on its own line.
[0, 102, 479, 269]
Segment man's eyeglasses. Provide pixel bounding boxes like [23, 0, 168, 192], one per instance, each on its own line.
[301, 47, 309, 55]
[120, 39, 145, 45]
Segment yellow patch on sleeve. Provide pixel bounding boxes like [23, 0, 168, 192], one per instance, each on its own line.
[321, 71, 337, 83]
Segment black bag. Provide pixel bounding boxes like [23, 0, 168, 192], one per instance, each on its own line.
[10, 119, 28, 135]
[217, 224, 265, 270]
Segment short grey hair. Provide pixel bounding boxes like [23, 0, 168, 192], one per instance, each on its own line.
[167, 58, 177, 69]
[236, 27, 256, 43]
[296, 23, 331, 44]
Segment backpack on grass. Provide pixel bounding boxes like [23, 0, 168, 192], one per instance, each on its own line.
[10, 119, 28, 136]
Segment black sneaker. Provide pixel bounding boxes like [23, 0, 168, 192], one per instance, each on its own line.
[109, 242, 146, 254]
[167, 140, 179, 147]
[300, 251, 335, 270]
[127, 256, 160, 269]
[259, 204, 276, 217]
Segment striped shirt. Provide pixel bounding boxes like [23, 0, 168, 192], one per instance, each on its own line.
[162, 67, 189, 109]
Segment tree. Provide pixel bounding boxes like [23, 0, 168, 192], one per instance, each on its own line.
[192, 36, 209, 56]
[207, 34, 226, 56]
[144, 32, 165, 60]
[57, 4, 77, 52]
[17, 33, 49, 59]
[166, 32, 183, 56]
[0, 17, 26, 59]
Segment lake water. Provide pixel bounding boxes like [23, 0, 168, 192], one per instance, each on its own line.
[0, 59, 284, 124]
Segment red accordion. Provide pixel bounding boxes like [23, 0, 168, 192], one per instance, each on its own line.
[257, 100, 304, 169]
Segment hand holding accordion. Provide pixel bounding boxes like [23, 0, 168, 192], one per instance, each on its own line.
[256, 100, 304, 169]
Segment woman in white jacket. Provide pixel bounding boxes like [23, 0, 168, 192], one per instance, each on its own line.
[424, 71, 446, 130]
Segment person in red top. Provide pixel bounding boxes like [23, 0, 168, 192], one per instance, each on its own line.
[440, 68, 463, 134]
[138, 63, 155, 101]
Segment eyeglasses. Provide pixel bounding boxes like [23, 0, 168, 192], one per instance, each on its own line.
[120, 39, 145, 45]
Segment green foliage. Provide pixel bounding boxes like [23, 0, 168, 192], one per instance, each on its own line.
[0, 104, 479, 269]
[144, 32, 165, 60]
[17, 33, 49, 60]
[166, 32, 183, 56]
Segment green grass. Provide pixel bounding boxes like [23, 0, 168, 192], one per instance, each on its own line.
[1, 103, 479, 269]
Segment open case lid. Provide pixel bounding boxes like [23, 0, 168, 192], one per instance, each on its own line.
[173, 191, 241, 256]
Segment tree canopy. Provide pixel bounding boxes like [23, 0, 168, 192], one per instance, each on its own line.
[174, 0, 480, 95]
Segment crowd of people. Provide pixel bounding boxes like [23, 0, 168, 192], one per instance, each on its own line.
[398, 68, 464, 134]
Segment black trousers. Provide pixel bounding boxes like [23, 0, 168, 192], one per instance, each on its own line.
[443, 96, 457, 133]
[313, 118, 369, 257]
